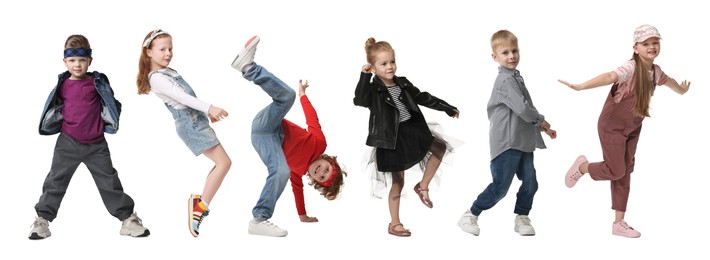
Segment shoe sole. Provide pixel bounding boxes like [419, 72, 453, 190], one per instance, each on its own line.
[248, 229, 288, 237]
[231, 35, 260, 69]
[28, 232, 49, 240]
[121, 229, 151, 237]
[188, 195, 198, 237]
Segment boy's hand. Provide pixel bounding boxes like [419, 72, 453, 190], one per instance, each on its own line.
[298, 79, 309, 97]
[299, 214, 319, 223]
[545, 129, 557, 139]
[362, 64, 372, 73]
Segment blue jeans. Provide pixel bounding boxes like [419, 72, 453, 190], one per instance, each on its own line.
[470, 149, 538, 216]
[246, 64, 296, 220]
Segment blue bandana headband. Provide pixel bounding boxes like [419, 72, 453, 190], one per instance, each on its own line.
[64, 48, 92, 58]
[143, 29, 168, 48]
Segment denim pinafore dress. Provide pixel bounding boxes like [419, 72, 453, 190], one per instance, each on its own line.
[151, 71, 220, 156]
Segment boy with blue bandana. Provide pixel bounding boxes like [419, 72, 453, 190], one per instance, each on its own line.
[28, 34, 149, 239]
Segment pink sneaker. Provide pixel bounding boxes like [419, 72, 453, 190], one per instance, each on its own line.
[612, 220, 641, 238]
[565, 155, 587, 188]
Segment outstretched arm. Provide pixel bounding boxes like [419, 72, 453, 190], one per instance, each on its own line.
[664, 78, 690, 95]
[559, 71, 619, 91]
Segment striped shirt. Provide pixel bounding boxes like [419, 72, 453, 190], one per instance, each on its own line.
[387, 86, 411, 122]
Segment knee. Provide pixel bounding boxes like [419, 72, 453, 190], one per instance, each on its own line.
[283, 87, 296, 104]
[608, 166, 628, 181]
[222, 156, 233, 170]
[276, 167, 290, 181]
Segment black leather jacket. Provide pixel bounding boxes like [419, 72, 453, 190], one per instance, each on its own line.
[353, 72, 458, 149]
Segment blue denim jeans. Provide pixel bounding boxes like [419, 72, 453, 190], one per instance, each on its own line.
[246, 64, 296, 220]
[470, 149, 538, 216]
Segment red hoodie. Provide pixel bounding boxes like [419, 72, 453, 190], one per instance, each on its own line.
[282, 95, 326, 215]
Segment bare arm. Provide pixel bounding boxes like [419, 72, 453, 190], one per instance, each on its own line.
[664, 78, 690, 95]
[558, 71, 619, 91]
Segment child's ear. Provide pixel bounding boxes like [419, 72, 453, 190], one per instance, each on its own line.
[491, 53, 497, 62]
[88, 58, 93, 66]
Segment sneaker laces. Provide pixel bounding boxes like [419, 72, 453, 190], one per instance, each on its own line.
[518, 216, 532, 226]
[260, 220, 279, 229]
[126, 213, 144, 226]
[30, 217, 48, 228]
[618, 221, 635, 231]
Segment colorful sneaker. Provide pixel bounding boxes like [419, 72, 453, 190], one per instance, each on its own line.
[231, 35, 260, 73]
[612, 220, 641, 238]
[188, 194, 210, 237]
[120, 212, 150, 237]
[248, 219, 288, 237]
[457, 210, 480, 236]
[28, 216, 51, 240]
[565, 155, 588, 188]
[514, 215, 536, 236]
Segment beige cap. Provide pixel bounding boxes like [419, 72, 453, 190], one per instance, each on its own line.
[634, 24, 662, 44]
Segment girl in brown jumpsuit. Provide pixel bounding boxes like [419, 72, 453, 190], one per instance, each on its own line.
[558, 24, 691, 238]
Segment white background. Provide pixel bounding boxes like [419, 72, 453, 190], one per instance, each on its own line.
[1, 0, 706, 259]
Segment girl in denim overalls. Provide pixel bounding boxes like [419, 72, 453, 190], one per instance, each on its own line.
[136, 29, 232, 237]
[559, 24, 691, 238]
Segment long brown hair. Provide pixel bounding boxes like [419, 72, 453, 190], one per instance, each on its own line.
[631, 53, 654, 118]
[365, 37, 395, 64]
[136, 31, 171, 95]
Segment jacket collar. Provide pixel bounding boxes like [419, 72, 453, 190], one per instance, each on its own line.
[372, 74, 402, 91]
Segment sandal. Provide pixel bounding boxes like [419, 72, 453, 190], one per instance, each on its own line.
[388, 223, 411, 237]
[413, 182, 433, 208]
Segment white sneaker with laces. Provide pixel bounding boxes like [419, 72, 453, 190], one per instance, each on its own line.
[231, 35, 260, 73]
[514, 215, 536, 236]
[120, 212, 150, 237]
[248, 219, 288, 237]
[28, 216, 51, 240]
[457, 210, 480, 236]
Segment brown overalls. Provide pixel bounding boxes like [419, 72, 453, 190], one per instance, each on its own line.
[587, 84, 645, 212]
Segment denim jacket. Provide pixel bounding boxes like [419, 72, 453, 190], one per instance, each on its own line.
[38, 71, 122, 135]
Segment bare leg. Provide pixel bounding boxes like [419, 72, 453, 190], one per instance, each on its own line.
[200, 144, 232, 204]
[580, 162, 589, 174]
[416, 139, 446, 207]
[388, 171, 407, 232]
[615, 210, 625, 223]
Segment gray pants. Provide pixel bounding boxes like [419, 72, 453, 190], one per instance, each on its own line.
[34, 133, 135, 221]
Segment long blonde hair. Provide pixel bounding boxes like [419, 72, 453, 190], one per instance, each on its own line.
[631, 53, 654, 118]
[136, 31, 171, 95]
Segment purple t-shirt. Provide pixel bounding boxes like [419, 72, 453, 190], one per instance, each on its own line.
[60, 77, 104, 143]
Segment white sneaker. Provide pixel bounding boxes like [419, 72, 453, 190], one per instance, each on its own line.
[120, 212, 150, 237]
[248, 219, 287, 237]
[231, 35, 260, 73]
[514, 215, 535, 236]
[28, 216, 51, 240]
[457, 210, 480, 236]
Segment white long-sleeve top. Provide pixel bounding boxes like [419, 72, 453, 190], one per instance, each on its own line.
[148, 68, 211, 113]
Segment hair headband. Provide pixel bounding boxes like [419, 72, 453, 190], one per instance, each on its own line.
[64, 48, 92, 58]
[143, 29, 168, 48]
[320, 160, 340, 187]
